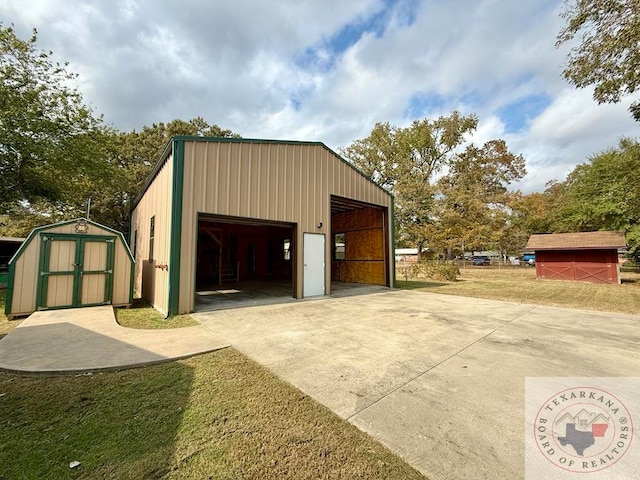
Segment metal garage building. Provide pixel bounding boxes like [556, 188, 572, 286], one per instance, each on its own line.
[525, 231, 626, 284]
[130, 136, 395, 316]
[5, 218, 134, 318]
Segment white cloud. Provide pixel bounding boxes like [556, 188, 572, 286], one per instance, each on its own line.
[1, 0, 638, 194]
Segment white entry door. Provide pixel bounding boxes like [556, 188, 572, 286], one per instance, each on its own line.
[303, 233, 325, 297]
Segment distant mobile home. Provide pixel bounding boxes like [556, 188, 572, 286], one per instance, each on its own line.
[130, 137, 395, 316]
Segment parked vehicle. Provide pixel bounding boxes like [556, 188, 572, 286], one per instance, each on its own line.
[472, 256, 490, 266]
[522, 253, 535, 266]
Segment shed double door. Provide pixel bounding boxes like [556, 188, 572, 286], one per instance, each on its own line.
[37, 234, 115, 310]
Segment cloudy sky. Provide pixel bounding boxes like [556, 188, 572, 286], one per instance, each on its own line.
[2, 0, 638, 192]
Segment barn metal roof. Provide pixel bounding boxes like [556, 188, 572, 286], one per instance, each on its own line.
[525, 231, 626, 250]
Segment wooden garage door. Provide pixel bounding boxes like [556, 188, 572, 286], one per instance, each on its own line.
[537, 250, 617, 284]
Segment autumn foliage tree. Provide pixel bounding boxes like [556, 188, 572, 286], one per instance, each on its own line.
[427, 140, 526, 258]
[341, 112, 479, 252]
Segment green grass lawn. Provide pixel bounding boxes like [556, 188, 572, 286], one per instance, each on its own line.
[0, 289, 18, 338]
[0, 348, 423, 479]
[0, 291, 423, 479]
[115, 298, 199, 329]
[397, 266, 640, 314]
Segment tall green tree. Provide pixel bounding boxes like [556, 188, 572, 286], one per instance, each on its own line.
[82, 117, 239, 235]
[556, 0, 640, 120]
[550, 138, 640, 255]
[341, 112, 478, 251]
[0, 24, 108, 212]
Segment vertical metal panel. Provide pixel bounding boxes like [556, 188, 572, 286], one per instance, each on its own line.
[45, 239, 76, 308]
[47, 276, 74, 308]
[178, 141, 393, 313]
[84, 241, 106, 270]
[80, 241, 107, 305]
[112, 241, 131, 305]
[50, 240, 75, 271]
[130, 154, 173, 315]
[81, 274, 105, 305]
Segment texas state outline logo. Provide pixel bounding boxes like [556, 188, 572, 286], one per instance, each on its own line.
[533, 386, 633, 473]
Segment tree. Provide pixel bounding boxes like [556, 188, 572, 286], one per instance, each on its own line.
[510, 184, 564, 236]
[556, 0, 640, 120]
[83, 117, 239, 235]
[427, 140, 526, 259]
[549, 138, 640, 255]
[341, 112, 478, 251]
[0, 24, 107, 211]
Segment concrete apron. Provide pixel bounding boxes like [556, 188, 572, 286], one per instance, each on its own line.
[0, 306, 229, 374]
[194, 289, 640, 480]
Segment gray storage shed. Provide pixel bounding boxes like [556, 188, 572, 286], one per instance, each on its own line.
[5, 218, 134, 319]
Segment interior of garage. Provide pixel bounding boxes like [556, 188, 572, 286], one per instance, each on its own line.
[194, 198, 390, 311]
[195, 214, 296, 310]
[330, 195, 389, 287]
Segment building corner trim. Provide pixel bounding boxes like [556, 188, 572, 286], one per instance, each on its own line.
[391, 196, 396, 288]
[168, 139, 185, 316]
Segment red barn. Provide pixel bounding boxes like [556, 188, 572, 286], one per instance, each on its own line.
[525, 231, 626, 285]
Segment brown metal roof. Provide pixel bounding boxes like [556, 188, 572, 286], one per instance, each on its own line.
[525, 231, 626, 250]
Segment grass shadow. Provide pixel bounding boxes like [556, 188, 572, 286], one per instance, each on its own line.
[115, 298, 198, 329]
[0, 361, 194, 479]
[396, 279, 453, 290]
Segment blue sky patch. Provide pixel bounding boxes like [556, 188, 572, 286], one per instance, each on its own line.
[295, 0, 418, 73]
[290, 97, 302, 111]
[497, 93, 552, 133]
[404, 92, 448, 119]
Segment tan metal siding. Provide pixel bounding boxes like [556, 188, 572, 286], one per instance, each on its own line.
[81, 241, 106, 305]
[11, 236, 39, 314]
[178, 141, 393, 313]
[47, 239, 76, 307]
[9, 222, 133, 316]
[130, 154, 173, 315]
[81, 275, 105, 304]
[112, 242, 132, 306]
[47, 276, 74, 307]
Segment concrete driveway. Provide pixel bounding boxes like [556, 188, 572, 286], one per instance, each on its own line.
[0, 306, 229, 373]
[193, 289, 640, 479]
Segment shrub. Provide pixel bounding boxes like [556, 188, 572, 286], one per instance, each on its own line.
[400, 261, 460, 282]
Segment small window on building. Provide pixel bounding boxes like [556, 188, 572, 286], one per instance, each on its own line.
[149, 216, 155, 261]
[283, 239, 291, 260]
[334, 233, 345, 260]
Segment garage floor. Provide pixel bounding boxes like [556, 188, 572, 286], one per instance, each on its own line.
[195, 280, 386, 311]
[193, 289, 640, 480]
